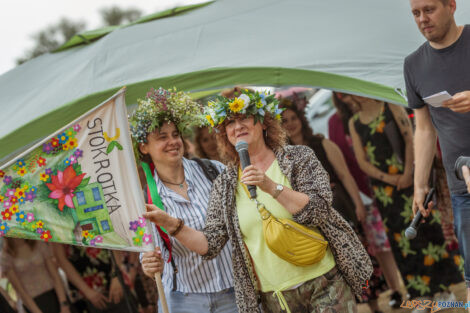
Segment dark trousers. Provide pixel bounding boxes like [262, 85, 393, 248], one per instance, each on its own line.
[25, 289, 60, 313]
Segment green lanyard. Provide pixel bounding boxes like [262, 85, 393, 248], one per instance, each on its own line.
[141, 161, 167, 234]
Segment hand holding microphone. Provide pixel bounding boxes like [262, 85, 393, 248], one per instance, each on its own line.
[235, 141, 276, 199]
[236, 141, 257, 198]
[454, 156, 470, 194]
[405, 188, 435, 239]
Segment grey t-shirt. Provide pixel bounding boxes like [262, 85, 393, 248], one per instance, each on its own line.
[404, 24, 470, 194]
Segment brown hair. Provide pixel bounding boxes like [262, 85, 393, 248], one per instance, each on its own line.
[194, 127, 214, 159]
[220, 86, 255, 99]
[332, 92, 354, 135]
[215, 113, 287, 165]
[281, 104, 323, 144]
[3, 238, 36, 257]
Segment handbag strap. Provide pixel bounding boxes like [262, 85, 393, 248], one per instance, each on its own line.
[238, 168, 272, 220]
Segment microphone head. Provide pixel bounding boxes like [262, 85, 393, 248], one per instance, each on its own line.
[454, 156, 470, 180]
[405, 227, 417, 239]
[235, 141, 248, 152]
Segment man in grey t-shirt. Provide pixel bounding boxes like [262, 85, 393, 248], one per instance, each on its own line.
[404, 0, 470, 302]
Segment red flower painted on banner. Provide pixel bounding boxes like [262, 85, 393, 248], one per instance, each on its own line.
[41, 230, 52, 242]
[37, 157, 46, 167]
[51, 138, 60, 148]
[1, 209, 13, 221]
[46, 165, 86, 211]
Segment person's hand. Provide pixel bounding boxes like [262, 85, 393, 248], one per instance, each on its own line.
[241, 165, 275, 194]
[108, 277, 123, 304]
[442, 91, 470, 113]
[463, 165, 470, 194]
[412, 186, 433, 218]
[144, 204, 175, 229]
[355, 204, 367, 223]
[141, 247, 164, 279]
[396, 173, 413, 191]
[84, 289, 108, 310]
[384, 174, 399, 186]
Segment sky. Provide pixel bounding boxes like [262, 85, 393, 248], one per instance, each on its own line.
[0, 0, 205, 75]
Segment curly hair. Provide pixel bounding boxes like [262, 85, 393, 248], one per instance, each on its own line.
[215, 113, 287, 166]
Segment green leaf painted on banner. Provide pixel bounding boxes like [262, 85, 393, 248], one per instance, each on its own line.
[106, 142, 116, 154]
[77, 176, 91, 189]
[106, 141, 122, 153]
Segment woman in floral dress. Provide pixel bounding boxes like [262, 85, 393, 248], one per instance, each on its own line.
[53, 244, 131, 313]
[347, 95, 463, 300]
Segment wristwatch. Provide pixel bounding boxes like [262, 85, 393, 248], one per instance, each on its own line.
[272, 184, 284, 199]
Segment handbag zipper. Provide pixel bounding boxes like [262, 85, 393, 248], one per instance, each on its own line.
[281, 220, 327, 243]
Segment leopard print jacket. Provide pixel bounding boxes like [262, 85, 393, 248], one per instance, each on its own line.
[202, 145, 372, 313]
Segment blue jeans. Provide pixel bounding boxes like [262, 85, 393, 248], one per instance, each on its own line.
[158, 288, 238, 313]
[451, 192, 470, 286]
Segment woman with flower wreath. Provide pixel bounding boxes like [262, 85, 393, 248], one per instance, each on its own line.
[133, 88, 237, 313]
[0, 238, 70, 313]
[144, 89, 372, 313]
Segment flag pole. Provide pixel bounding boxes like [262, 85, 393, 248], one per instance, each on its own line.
[141, 161, 170, 313]
[154, 273, 169, 313]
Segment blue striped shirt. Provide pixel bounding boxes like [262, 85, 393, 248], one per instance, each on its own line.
[151, 158, 234, 293]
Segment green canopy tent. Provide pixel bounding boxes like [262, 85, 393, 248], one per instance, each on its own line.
[1, 0, 469, 163]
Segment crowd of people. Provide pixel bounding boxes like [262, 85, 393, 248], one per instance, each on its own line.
[1, 0, 470, 312]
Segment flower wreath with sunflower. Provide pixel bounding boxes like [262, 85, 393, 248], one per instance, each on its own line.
[129, 87, 206, 157]
[204, 89, 283, 127]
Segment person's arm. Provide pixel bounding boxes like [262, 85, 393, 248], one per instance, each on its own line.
[0, 284, 17, 312]
[144, 205, 210, 255]
[144, 172, 230, 257]
[108, 251, 124, 304]
[348, 117, 398, 185]
[44, 247, 70, 313]
[412, 106, 437, 216]
[388, 104, 414, 190]
[322, 139, 366, 222]
[5, 270, 42, 313]
[52, 244, 108, 310]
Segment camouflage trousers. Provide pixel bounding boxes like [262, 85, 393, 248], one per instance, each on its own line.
[260, 267, 357, 313]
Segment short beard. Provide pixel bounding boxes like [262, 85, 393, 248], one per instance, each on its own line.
[425, 19, 453, 43]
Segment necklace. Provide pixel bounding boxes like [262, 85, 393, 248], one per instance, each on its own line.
[159, 176, 185, 189]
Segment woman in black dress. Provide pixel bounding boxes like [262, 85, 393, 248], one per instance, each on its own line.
[347, 94, 463, 300]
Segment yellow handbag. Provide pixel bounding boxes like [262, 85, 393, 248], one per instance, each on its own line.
[240, 180, 328, 267]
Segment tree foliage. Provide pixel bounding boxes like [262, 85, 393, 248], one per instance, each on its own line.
[17, 6, 142, 65]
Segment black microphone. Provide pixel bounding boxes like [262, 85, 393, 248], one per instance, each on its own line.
[405, 188, 435, 239]
[454, 156, 470, 180]
[235, 141, 257, 199]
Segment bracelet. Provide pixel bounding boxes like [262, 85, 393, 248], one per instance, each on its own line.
[170, 218, 184, 236]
